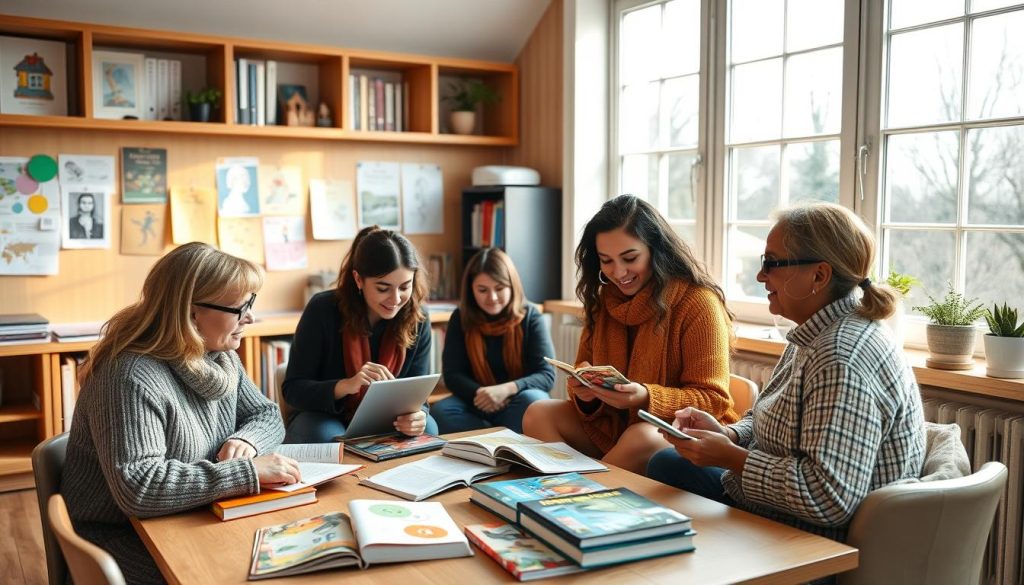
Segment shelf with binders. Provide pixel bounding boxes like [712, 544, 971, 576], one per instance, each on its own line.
[437, 63, 517, 142]
[232, 44, 343, 130]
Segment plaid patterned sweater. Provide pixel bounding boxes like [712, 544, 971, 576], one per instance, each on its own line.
[722, 294, 926, 541]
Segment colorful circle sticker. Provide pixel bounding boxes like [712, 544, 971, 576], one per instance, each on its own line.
[367, 503, 411, 518]
[12, 202, 24, 214]
[15, 174, 38, 195]
[404, 524, 448, 539]
[27, 194, 49, 214]
[26, 155, 58, 183]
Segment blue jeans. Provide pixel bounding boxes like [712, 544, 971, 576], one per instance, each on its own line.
[646, 447, 735, 505]
[432, 389, 549, 434]
[284, 410, 439, 443]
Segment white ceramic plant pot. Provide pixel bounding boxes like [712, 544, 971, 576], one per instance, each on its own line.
[450, 110, 476, 135]
[984, 335, 1024, 379]
[925, 324, 977, 371]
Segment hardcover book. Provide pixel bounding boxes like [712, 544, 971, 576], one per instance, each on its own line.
[464, 522, 583, 581]
[358, 454, 508, 501]
[470, 473, 607, 523]
[249, 501, 472, 579]
[344, 432, 446, 462]
[211, 486, 317, 521]
[441, 429, 607, 474]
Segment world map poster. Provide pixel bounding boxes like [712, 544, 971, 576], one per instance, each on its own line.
[0, 156, 60, 275]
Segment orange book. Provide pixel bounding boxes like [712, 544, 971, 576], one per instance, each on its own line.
[211, 486, 317, 521]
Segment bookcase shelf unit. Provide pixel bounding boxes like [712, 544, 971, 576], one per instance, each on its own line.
[0, 14, 518, 145]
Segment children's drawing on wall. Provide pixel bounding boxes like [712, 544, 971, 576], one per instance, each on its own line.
[169, 185, 216, 245]
[259, 165, 304, 215]
[58, 155, 115, 190]
[308, 178, 357, 240]
[400, 163, 443, 235]
[216, 157, 260, 217]
[263, 215, 308, 271]
[217, 216, 265, 265]
[356, 161, 400, 230]
[121, 204, 165, 256]
[62, 190, 111, 250]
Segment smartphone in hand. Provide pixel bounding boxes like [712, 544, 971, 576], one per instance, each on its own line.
[639, 409, 695, 441]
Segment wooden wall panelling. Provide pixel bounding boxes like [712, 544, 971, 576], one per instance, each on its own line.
[48, 354, 62, 438]
[78, 29, 92, 117]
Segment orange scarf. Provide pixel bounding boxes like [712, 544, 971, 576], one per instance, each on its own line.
[342, 325, 406, 416]
[465, 315, 524, 386]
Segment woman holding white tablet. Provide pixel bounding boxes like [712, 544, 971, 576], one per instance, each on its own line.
[283, 226, 437, 442]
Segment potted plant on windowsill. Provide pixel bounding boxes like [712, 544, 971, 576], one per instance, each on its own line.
[882, 269, 919, 348]
[984, 303, 1024, 379]
[443, 80, 499, 135]
[185, 87, 222, 123]
[913, 283, 987, 371]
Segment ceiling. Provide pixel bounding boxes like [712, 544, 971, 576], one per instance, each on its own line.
[0, 0, 553, 62]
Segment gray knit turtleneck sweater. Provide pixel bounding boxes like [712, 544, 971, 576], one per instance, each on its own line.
[61, 350, 285, 584]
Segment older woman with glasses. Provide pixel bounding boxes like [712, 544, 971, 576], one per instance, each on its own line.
[61, 242, 297, 584]
[646, 202, 925, 544]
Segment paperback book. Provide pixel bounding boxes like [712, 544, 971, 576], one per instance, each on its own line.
[249, 501, 473, 579]
[441, 429, 607, 474]
[464, 522, 583, 581]
[470, 473, 607, 524]
[543, 357, 630, 389]
[344, 432, 446, 462]
[359, 455, 509, 501]
[212, 486, 316, 521]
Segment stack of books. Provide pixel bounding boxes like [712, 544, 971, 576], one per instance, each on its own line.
[0, 313, 49, 344]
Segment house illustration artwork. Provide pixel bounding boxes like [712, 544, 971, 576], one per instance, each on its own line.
[13, 52, 55, 101]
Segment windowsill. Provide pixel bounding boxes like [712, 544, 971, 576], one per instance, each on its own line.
[543, 299, 1024, 403]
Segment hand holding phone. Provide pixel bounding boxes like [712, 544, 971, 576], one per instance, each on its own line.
[639, 409, 695, 441]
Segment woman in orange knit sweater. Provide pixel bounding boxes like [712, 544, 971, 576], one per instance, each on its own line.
[522, 195, 736, 473]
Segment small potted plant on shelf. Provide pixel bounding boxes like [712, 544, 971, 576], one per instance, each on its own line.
[984, 303, 1024, 379]
[913, 282, 987, 371]
[185, 87, 222, 123]
[882, 268, 919, 347]
[444, 80, 499, 135]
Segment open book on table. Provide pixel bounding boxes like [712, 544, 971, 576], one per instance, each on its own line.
[441, 429, 607, 474]
[543, 357, 630, 389]
[248, 501, 472, 579]
[269, 443, 363, 492]
[343, 432, 447, 462]
[358, 455, 509, 501]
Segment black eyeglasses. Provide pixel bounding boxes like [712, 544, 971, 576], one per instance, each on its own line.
[760, 255, 822, 274]
[193, 293, 256, 321]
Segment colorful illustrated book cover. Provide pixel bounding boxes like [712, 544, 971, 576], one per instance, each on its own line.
[121, 147, 167, 203]
[344, 433, 446, 461]
[465, 522, 582, 581]
[520, 488, 690, 542]
[251, 512, 361, 577]
[474, 473, 606, 510]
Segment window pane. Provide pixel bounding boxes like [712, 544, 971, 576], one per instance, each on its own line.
[664, 75, 700, 148]
[620, 82, 660, 152]
[885, 229, 956, 301]
[890, 0, 964, 29]
[732, 145, 780, 220]
[730, 59, 783, 143]
[621, 5, 661, 85]
[622, 154, 658, 201]
[887, 24, 964, 128]
[971, 0, 1023, 13]
[672, 222, 697, 248]
[965, 231, 1024, 305]
[786, 0, 844, 52]
[785, 140, 840, 202]
[884, 131, 959, 223]
[784, 48, 843, 137]
[966, 124, 1024, 225]
[731, 0, 784, 63]
[968, 10, 1024, 120]
[662, 0, 701, 77]
[667, 152, 698, 220]
[727, 225, 770, 298]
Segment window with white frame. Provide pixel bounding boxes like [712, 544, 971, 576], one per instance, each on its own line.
[611, 0, 1024, 329]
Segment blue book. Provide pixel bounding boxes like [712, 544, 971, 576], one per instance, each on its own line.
[470, 473, 606, 523]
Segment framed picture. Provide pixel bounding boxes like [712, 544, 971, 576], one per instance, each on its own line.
[92, 50, 145, 120]
[0, 35, 68, 116]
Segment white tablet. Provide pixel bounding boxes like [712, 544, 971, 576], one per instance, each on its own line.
[337, 373, 441, 440]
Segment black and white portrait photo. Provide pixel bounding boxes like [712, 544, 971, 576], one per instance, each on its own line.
[63, 190, 112, 249]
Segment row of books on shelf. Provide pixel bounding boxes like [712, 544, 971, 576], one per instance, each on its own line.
[469, 200, 505, 248]
[260, 338, 291, 400]
[0, 313, 49, 343]
[348, 73, 409, 132]
[235, 58, 280, 126]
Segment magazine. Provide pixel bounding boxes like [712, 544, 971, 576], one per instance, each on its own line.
[359, 455, 509, 501]
[543, 357, 630, 389]
[344, 432, 447, 462]
[441, 429, 607, 474]
[249, 501, 472, 579]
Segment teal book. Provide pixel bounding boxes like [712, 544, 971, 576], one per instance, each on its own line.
[517, 487, 691, 549]
[470, 473, 606, 523]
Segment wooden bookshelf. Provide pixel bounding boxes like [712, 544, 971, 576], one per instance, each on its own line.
[0, 14, 519, 145]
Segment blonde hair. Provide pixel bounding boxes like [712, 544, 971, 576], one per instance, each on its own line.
[81, 242, 264, 380]
[774, 202, 899, 321]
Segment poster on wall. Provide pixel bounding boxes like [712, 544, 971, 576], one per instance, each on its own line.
[121, 147, 167, 203]
[309, 179, 356, 240]
[58, 154, 115, 192]
[400, 163, 443, 235]
[263, 216, 307, 271]
[0, 157, 59, 275]
[216, 157, 260, 217]
[259, 165, 304, 215]
[62, 190, 112, 250]
[169, 185, 217, 245]
[356, 161, 400, 231]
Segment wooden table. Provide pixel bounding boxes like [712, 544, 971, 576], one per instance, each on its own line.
[133, 437, 858, 584]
